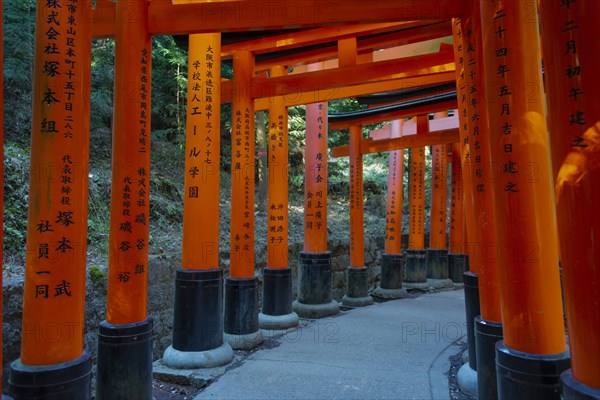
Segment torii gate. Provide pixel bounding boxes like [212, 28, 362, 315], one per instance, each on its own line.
[5, 1, 599, 400]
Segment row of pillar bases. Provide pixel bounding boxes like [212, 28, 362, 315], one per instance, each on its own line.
[459, 272, 577, 400]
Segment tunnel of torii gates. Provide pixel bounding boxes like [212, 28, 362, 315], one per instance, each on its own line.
[0, 0, 599, 399]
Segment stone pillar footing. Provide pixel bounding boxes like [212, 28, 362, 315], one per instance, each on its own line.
[426, 248, 449, 279]
[464, 272, 481, 371]
[163, 268, 231, 368]
[293, 251, 339, 318]
[260, 268, 298, 330]
[448, 253, 468, 284]
[9, 352, 92, 400]
[96, 319, 153, 399]
[561, 369, 600, 400]
[373, 254, 408, 299]
[403, 249, 427, 289]
[457, 362, 478, 398]
[224, 277, 263, 350]
[496, 341, 570, 400]
[162, 343, 233, 369]
[342, 267, 373, 308]
[475, 317, 503, 400]
[426, 278, 454, 289]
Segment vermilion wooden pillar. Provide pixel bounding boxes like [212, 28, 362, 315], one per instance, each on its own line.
[426, 112, 453, 289]
[259, 65, 299, 330]
[452, 16, 481, 375]
[342, 124, 373, 307]
[403, 117, 428, 289]
[293, 62, 339, 318]
[540, 2, 600, 398]
[96, 1, 154, 398]
[374, 120, 408, 299]
[480, 1, 570, 398]
[9, 1, 93, 398]
[224, 50, 263, 349]
[448, 142, 468, 284]
[163, 33, 233, 370]
[463, 4, 504, 398]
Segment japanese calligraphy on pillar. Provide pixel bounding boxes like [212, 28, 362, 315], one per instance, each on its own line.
[267, 65, 288, 268]
[349, 125, 364, 267]
[481, 0, 565, 351]
[486, 2, 519, 195]
[384, 120, 404, 255]
[23, 0, 92, 365]
[107, 0, 151, 325]
[429, 139, 448, 250]
[540, 0, 600, 386]
[304, 101, 328, 253]
[183, 34, 221, 270]
[230, 50, 255, 278]
[449, 143, 464, 254]
[408, 145, 425, 250]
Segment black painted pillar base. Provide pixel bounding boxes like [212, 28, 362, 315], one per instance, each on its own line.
[341, 267, 374, 308]
[224, 277, 263, 350]
[448, 253, 468, 285]
[9, 352, 91, 400]
[426, 249, 453, 289]
[162, 269, 233, 368]
[292, 251, 339, 319]
[403, 249, 428, 289]
[96, 319, 153, 400]
[259, 268, 299, 330]
[373, 253, 408, 299]
[475, 317, 503, 400]
[496, 341, 570, 400]
[464, 272, 481, 371]
[562, 369, 600, 400]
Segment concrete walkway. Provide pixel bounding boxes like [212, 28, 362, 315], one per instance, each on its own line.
[194, 290, 467, 400]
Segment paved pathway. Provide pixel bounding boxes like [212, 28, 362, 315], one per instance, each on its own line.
[195, 290, 467, 400]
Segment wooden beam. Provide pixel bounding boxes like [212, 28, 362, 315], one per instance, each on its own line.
[254, 70, 455, 110]
[221, 22, 413, 58]
[331, 129, 460, 157]
[253, 22, 452, 72]
[92, 0, 463, 38]
[332, 123, 459, 157]
[222, 48, 454, 103]
[329, 99, 457, 130]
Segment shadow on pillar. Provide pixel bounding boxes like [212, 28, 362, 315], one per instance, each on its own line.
[259, 268, 299, 330]
[475, 317, 502, 400]
[162, 269, 233, 368]
[96, 319, 153, 400]
[448, 253, 468, 287]
[9, 352, 91, 400]
[403, 249, 428, 290]
[372, 253, 408, 299]
[341, 267, 374, 308]
[224, 276, 263, 350]
[464, 272, 480, 372]
[292, 252, 339, 318]
[496, 341, 570, 400]
[561, 370, 600, 400]
[426, 249, 453, 289]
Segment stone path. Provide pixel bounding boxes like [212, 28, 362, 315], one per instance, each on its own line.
[194, 290, 467, 400]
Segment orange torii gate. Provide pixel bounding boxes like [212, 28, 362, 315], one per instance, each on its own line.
[329, 97, 461, 293]
[425, 111, 454, 289]
[540, 2, 600, 397]
[8, 1, 599, 399]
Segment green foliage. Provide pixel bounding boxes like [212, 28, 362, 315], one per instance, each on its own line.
[4, 143, 30, 265]
[4, 0, 36, 145]
[88, 265, 106, 283]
